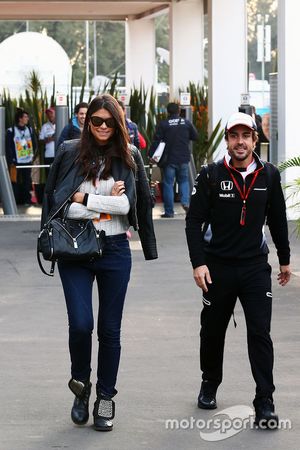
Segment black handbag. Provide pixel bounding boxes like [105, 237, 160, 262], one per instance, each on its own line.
[37, 203, 105, 277]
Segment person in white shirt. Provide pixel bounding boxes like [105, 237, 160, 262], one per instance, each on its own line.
[39, 107, 56, 175]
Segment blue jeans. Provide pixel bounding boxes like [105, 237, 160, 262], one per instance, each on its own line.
[162, 163, 190, 216]
[58, 234, 131, 397]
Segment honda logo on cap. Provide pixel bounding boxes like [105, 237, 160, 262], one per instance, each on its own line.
[221, 181, 233, 191]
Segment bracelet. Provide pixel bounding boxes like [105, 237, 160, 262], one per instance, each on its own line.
[82, 193, 89, 206]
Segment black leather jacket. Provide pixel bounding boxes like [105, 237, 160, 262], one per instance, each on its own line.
[41, 140, 158, 260]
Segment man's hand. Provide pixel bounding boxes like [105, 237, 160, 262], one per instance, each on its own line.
[72, 192, 85, 203]
[193, 265, 212, 292]
[277, 265, 291, 286]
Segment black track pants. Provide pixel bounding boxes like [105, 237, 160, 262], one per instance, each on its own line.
[200, 261, 275, 400]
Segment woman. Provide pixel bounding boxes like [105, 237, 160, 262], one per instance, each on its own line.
[41, 94, 158, 431]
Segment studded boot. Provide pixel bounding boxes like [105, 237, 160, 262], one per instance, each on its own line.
[93, 392, 115, 431]
[68, 378, 92, 425]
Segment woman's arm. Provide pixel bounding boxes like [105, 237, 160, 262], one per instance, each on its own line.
[72, 182, 130, 215]
[67, 202, 101, 220]
[87, 194, 130, 215]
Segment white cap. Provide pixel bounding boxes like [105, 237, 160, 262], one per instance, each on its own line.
[226, 112, 257, 131]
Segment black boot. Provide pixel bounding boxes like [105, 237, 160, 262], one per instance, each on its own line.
[254, 398, 279, 429]
[68, 378, 92, 425]
[93, 392, 115, 431]
[198, 380, 217, 409]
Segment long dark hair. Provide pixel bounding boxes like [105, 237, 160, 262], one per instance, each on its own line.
[78, 94, 134, 181]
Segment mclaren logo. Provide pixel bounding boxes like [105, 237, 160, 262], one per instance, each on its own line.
[221, 180, 233, 191]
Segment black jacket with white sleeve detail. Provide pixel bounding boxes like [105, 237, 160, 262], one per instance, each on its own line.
[185, 153, 290, 268]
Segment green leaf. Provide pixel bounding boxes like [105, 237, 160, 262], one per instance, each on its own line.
[278, 156, 300, 172]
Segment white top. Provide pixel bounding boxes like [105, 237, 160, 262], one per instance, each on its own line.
[67, 176, 130, 236]
[39, 122, 56, 158]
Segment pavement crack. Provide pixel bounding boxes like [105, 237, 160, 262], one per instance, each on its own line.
[6, 259, 21, 276]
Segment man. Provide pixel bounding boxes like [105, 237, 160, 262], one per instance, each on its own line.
[185, 112, 291, 429]
[117, 100, 140, 149]
[57, 102, 88, 148]
[39, 107, 56, 175]
[149, 102, 198, 218]
[6, 108, 36, 205]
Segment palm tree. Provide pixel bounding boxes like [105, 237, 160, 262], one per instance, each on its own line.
[278, 156, 300, 235]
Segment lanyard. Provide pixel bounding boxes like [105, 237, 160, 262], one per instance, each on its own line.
[224, 158, 260, 226]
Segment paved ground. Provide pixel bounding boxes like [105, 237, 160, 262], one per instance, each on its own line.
[0, 204, 299, 450]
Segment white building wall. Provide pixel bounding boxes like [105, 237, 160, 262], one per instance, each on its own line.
[125, 18, 156, 94]
[278, 0, 300, 220]
[169, 0, 204, 99]
[208, 0, 248, 156]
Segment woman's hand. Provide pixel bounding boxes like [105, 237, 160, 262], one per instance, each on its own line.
[111, 181, 125, 196]
[72, 192, 85, 203]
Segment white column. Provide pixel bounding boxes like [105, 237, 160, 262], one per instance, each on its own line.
[169, 0, 204, 99]
[125, 18, 156, 93]
[278, 0, 300, 219]
[208, 0, 248, 156]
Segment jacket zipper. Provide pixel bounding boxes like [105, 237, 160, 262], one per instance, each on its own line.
[94, 229, 102, 256]
[49, 229, 54, 258]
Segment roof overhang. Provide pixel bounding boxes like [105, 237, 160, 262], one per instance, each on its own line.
[0, 1, 171, 21]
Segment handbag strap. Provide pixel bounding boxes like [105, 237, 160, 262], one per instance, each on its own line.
[42, 168, 89, 229]
[37, 247, 56, 277]
[43, 196, 72, 228]
[62, 201, 72, 222]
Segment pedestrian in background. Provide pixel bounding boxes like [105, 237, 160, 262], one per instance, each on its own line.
[149, 102, 198, 218]
[6, 108, 37, 205]
[117, 100, 141, 149]
[39, 107, 56, 176]
[57, 102, 88, 148]
[186, 112, 291, 429]
[252, 106, 269, 157]
[41, 94, 157, 432]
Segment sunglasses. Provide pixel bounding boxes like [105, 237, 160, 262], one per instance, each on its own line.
[90, 116, 116, 128]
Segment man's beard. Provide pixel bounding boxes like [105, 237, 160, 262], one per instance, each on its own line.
[230, 146, 250, 161]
